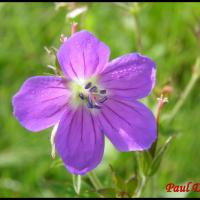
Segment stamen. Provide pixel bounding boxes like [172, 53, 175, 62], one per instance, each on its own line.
[87, 94, 93, 108]
[84, 82, 92, 89]
[87, 101, 93, 108]
[93, 104, 101, 109]
[100, 89, 106, 94]
[89, 86, 98, 93]
[79, 93, 85, 100]
[98, 96, 108, 103]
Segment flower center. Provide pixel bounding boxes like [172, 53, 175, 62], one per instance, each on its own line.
[69, 78, 108, 109]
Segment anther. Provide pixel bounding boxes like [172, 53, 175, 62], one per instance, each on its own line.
[98, 96, 108, 103]
[93, 104, 101, 109]
[100, 89, 106, 94]
[89, 86, 98, 93]
[87, 101, 93, 108]
[87, 94, 93, 108]
[84, 82, 92, 89]
[79, 93, 85, 100]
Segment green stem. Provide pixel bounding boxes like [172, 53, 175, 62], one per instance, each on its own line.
[88, 171, 103, 190]
[134, 175, 147, 198]
[150, 94, 168, 157]
[113, 3, 142, 51]
[134, 152, 148, 198]
[166, 58, 200, 123]
[133, 14, 142, 51]
[150, 176, 155, 197]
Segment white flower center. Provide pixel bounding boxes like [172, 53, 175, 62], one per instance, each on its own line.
[68, 77, 107, 109]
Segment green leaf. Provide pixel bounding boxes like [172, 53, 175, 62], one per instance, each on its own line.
[159, 122, 177, 136]
[55, 56, 61, 69]
[72, 175, 81, 195]
[149, 135, 174, 176]
[136, 151, 153, 176]
[96, 188, 116, 198]
[50, 158, 64, 168]
[109, 164, 126, 192]
[50, 46, 58, 54]
[126, 175, 138, 197]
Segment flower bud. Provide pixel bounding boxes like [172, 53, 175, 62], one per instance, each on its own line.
[161, 85, 174, 96]
[50, 123, 59, 159]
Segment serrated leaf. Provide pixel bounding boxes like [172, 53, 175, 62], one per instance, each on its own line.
[72, 175, 81, 195]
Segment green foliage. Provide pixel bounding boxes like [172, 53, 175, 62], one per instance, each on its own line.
[149, 136, 174, 176]
[0, 2, 200, 197]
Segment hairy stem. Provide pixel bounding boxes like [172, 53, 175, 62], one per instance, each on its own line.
[150, 95, 168, 157]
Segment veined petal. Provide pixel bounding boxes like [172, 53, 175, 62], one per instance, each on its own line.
[55, 106, 104, 175]
[12, 76, 71, 132]
[57, 30, 110, 80]
[97, 98, 157, 151]
[99, 53, 156, 100]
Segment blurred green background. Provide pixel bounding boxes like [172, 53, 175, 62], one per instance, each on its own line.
[0, 2, 200, 197]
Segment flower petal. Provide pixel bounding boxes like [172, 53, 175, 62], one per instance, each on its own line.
[12, 76, 71, 132]
[55, 106, 104, 175]
[97, 98, 157, 151]
[57, 30, 110, 80]
[99, 53, 156, 100]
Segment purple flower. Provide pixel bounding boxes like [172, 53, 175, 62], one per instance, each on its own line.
[12, 30, 157, 175]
